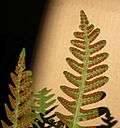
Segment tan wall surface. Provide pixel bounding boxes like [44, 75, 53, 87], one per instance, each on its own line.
[33, 0, 120, 127]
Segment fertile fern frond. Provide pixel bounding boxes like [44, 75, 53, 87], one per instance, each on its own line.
[56, 10, 110, 128]
[32, 87, 58, 128]
[1, 48, 36, 128]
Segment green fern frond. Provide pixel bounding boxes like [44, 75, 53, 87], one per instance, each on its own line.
[32, 87, 58, 128]
[56, 10, 109, 128]
[2, 48, 36, 128]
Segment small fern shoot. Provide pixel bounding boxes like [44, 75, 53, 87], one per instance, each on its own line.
[32, 87, 58, 128]
[56, 10, 109, 128]
[1, 48, 36, 128]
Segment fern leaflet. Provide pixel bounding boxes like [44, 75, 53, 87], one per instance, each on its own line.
[32, 87, 58, 128]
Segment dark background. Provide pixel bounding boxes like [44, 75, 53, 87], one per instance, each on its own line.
[0, 0, 49, 126]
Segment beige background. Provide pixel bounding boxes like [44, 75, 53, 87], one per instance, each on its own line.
[33, 0, 120, 127]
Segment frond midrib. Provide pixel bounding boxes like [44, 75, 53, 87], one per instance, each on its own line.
[72, 29, 90, 128]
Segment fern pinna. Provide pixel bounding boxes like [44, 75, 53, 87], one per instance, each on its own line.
[1, 48, 36, 128]
[56, 10, 109, 128]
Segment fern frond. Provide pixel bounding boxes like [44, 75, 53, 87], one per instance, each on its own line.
[56, 10, 110, 128]
[2, 48, 36, 128]
[32, 87, 59, 128]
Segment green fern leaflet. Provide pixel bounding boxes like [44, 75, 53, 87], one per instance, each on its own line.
[56, 10, 109, 128]
[32, 87, 58, 128]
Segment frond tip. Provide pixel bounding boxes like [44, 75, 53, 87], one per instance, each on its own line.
[56, 10, 111, 128]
